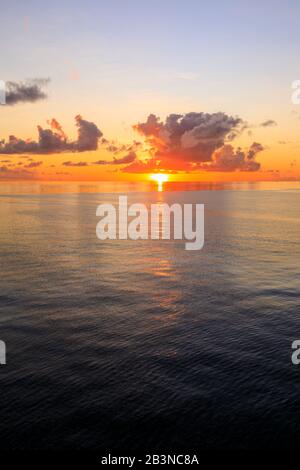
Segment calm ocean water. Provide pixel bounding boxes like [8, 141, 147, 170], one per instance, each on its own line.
[0, 182, 299, 450]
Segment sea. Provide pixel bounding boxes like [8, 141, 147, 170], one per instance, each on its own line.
[0, 181, 299, 450]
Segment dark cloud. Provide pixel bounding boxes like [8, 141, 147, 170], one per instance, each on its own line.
[0, 108, 265, 174]
[122, 158, 162, 173]
[122, 111, 264, 173]
[4, 79, 50, 106]
[0, 115, 103, 154]
[133, 112, 243, 167]
[0, 159, 43, 177]
[93, 159, 108, 165]
[198, 142, 263, 172]
[112, 151, 137, 164]
[247, 142, 264, 160]
[260, 119, 277, 127]
[75, 115, 102, 151]
[0, 165, 33, 179]
[103, 140, 142, 155]
[63, 161, 89, 167]
[106, 144, 121, 153]
[24, 161, 43, 168]
[94, 151, 137, 165]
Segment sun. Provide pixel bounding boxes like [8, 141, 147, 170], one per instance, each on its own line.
[150, 173, 169, 191]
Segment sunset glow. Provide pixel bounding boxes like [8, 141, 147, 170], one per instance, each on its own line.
[1, 0, 300, 456]
[150, 173, 169, 191]
[0, 1, 299, 185]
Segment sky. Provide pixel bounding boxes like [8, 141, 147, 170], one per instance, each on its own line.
[0, 0, 299, 182]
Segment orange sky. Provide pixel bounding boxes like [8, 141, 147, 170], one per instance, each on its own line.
[1, 2, 300, 183]
[1, 111, 299, 183]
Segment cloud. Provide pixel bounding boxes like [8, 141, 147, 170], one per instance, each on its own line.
[93, 159, 108, 165]
[122, 157, 189, 173]
[106, 144, 121, 153]
[24, 161, 43, 168]
[0, 115, 103, 154]
[112, 151, 137, 164]
[0, 159, 43, 178]
[133, 112, 243, 166]
[0, 109, 265, 174]
[260, 119, 277, 127]
[122, 111, 262, 173]
[94, 151, 137, 165]
[0, 165, 34, 179]
[4, 79, 50, 106]
[198, 142, 263, 172]
[75, 115, 102, 151]
[63, 161, 89, 167]
[103, 140, 142, 155]
[62, 151, 137, 167]
[122, 158, 163, 173]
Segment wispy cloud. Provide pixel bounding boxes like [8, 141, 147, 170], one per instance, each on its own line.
[63, 161, 89, 167]
[260, 119, 277, 127]
[24, 161, 43, 168]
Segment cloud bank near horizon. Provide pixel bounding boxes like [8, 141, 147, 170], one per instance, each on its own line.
[0, 111, 264, 173]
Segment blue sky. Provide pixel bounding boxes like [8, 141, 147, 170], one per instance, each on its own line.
[1, 0, 300, 118]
